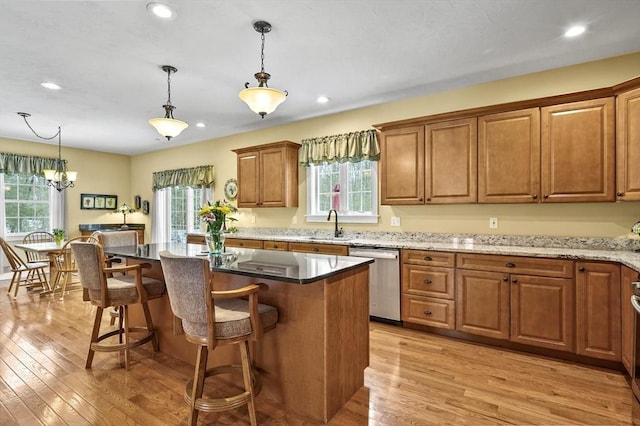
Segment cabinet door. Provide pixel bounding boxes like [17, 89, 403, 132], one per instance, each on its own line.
[616, 87, 640, 201]
[455, 269, 510, 339]
[541, 97, 615, 202]
[622, 266, 639, 374]
[478, 108, 540, 203]
[260, 147, 289, 207]
[576, 262, 621, 361]
[425, 118, 477, 204]
[510, 274, 574, 351]
[237, 151, 259, 207]
[380, 126, 425, 204]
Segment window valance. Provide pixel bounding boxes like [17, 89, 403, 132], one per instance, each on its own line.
[152, 165, 215, 191]
[0, 152, 63, 177]
[298, 129, 380, 167]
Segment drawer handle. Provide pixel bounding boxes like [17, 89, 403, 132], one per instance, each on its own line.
[273, 245, 278, 249]
[505, 262, 516, 268]
[578, 266, 585, 272]
[503, 276, 509, 282]
[511, 278, 518, 283]
[239, 242, 244, 247]
[423, 256, 432, 261]
[423, 310, 432, 315]
[423, 279, 432, 284]
[313, 248, 319, 252]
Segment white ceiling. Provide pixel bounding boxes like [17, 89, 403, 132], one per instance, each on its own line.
[1, 0, 639, 156]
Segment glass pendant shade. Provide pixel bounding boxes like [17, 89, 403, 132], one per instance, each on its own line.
[148, 117, 188, 139]
[239, 86, 287, 118]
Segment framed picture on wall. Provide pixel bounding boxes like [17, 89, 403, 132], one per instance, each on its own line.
[80, 193, 118, 210]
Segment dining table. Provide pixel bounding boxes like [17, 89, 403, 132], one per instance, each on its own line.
[14, 241, 72, 296]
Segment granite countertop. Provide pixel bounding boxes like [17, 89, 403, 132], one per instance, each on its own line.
[220, 229, 640, 273]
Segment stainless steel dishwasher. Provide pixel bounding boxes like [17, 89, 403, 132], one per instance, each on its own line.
[349, 246, 401, 324]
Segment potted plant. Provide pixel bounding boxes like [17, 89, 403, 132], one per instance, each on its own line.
[52, 228, 65, 245]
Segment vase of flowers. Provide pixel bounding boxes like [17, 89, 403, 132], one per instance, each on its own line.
[198, 200, 237, 255]
[52, 228, 65, 246]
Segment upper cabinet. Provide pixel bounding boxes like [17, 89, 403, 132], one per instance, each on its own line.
[541, 97, 615, 203]
[478, 108, 540, 203]
[380, 118, 476, 205]
[616, 87, 640, 201]
[232, 141, 300, 208]
[375, 78, 637, 206]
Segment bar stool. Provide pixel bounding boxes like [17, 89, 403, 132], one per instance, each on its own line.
[72, 241, 165, 369]
[159, 251, 278, 426]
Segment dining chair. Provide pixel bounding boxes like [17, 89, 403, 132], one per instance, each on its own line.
[22, 231, 55, 263]
[0, 237, 50, 299]
[72, 241, 165, 370]
[50, 235, 99, 299]
[159, 251, 278, 426]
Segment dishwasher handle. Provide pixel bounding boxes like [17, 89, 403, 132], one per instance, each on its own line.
[350, 249, 399, 260]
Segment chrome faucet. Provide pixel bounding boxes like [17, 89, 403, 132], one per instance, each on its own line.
[327, 209, 343, 238]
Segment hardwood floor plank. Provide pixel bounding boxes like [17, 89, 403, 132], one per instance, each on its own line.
[0, 282, 635, 425]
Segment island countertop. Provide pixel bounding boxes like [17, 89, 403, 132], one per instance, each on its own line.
[104, 242, 373, 284]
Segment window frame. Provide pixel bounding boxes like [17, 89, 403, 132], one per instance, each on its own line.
[305, 160, 379, 224]
[157, 185, 211, 243]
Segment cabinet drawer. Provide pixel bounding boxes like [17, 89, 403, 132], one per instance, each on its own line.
[225, 238, 263, 249]
[403, 265, 454, 299]
[402, 250, 455, 267]
[263, 240, 289, 251]
[186, 234, 205, 244]
[403, 296, 455, 329]
[456, 253, 574, 278]
[288, 242, 349, 256]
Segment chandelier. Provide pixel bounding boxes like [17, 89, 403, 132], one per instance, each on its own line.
[18, 112, 77, 191]
[149, 65, 188, 140]
[239, 20, 287, 118]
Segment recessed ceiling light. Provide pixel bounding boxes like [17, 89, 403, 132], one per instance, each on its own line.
[41, 81, 61, 90]
[565, 25, 586, 38]
[146, 2, 176, 19]
[196, 122, 206, 128]
[317, 96, 330, 104]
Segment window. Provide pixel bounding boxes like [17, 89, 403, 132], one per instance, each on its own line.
[306, 160, 378, 223]
[154, 186, 210, 243]
[1, 173, 62, 236]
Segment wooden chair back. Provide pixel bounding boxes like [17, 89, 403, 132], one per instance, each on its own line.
[0, 237, 28, 271]
[22, 231, 54, 263]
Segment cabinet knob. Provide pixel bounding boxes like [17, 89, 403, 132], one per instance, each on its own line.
[419, 198, 423, 202]
[532, 194, 538, 199]
[423, 256, 432, 261]
[511, 278, 518, 283]
[617, 192, 623, 197]
[505, 262, 516, 268]
[426, 198, 431, 202]
[423, 279, 432, 284]
[503, 276, 509, 282]
[239, 242, 244, 247]
[543, 194, 549, 199]
[273, 245, 278, 249]
[313, 248, 319, 252]
[423, 310, 432, 315]
[578, 266, 585, 272]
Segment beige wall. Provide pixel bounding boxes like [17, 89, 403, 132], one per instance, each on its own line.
[3, 52, 640, 241]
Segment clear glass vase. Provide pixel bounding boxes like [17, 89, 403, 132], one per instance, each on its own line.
[205, 230, 225, 255]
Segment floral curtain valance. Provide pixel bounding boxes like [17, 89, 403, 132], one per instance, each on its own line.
[152, 164, 215, 191]
[298, 129, 380, 167]
[0, 152, 63, 177]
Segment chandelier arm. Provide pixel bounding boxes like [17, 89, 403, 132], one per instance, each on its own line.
[260, 31, 266, 73]
[19, 113, 60, 140]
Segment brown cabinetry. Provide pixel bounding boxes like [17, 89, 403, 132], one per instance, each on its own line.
[575, 261, 621, 361]
[224, 238, 263, 249]
[263, 240, 289, 251]
[478, 108, 540, 203]
[288, 242, 349, 256]
[541, 97, 615, 202]
[456, 253, 575, 351]
[233, 141, 300, 208]
[402, 250, 456, 329]
[380, 118, 476, 205]
[616, 87, 640, 201]
[621, 266, 638, 374]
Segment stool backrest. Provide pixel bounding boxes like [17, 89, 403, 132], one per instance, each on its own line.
[93, 230, 138, 248]
[158, 252, 209, 340]
[71, 241, 108, 302]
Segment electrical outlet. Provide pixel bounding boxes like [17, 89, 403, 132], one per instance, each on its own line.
[391, 216, 401, 227]
[489, 217, 498, 229]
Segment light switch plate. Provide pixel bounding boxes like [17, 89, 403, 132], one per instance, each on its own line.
[391, 216, 401, 227]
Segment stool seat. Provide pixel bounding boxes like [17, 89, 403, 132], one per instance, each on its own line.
[159, 251, 278, 426]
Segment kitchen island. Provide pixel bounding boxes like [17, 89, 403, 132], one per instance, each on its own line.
[105, 242, 373, 423]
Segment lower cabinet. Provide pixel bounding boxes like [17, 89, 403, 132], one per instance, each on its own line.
[455, 253, 575, 352]
[621, 266, 638, 374]
[575, 261, 621, 361]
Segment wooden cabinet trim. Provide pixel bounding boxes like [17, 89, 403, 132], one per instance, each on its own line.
[616, 87, 640, 201]
[224, 238, 263, 249]
[456, 253, 574, 278]
[402, 249, 456, 267]
[288, 242, 349, 256]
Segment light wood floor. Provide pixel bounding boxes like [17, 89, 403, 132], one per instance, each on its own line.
[0, 282, 634, 425]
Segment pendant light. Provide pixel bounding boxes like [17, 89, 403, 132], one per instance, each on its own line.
[239, 20, 287, 118]
[149, 65, 188, 140]
[18, 112, 77, 192]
